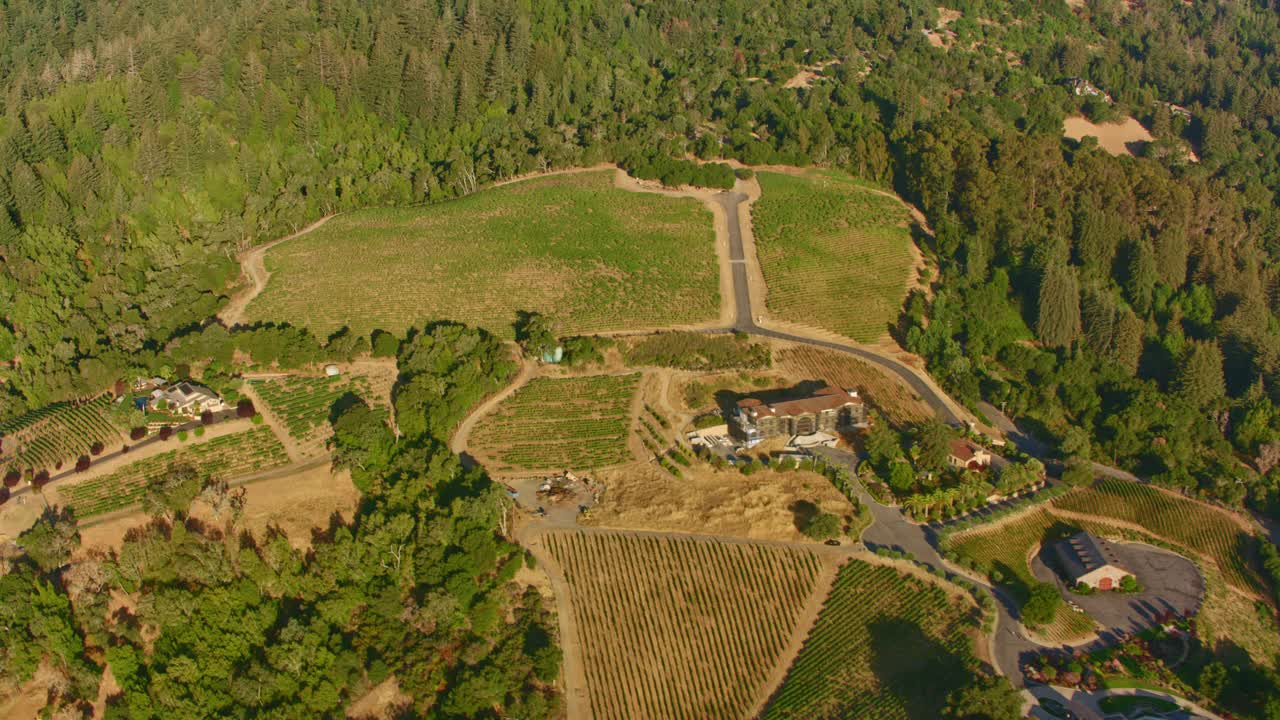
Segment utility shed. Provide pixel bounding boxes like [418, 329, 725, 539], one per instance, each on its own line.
[1055, 532, 1130, 591]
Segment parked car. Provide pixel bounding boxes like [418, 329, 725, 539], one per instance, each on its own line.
[824, 539, 841, 547]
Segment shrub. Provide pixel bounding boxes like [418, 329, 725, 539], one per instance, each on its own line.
[3, 470, 19, 487]
[33, 470, 49, 486]
[90, 441, 105, 455]
[194, 426, 206, 438]
[159, 426, 173, 441]
[75, 455, 91, 473]
[802, 512, 841, 541]
[200, 410, 214, 425]
[130, 426, 147, 440]
[236, 399, 256, 418]
[1022, 583, 1063, 626]
[251, 414, 264, 425]
[177, 430, 189, 442]
[1119, 575, 1140, 593]
[0, 486, 8, 504]
[120, 444, 130, 454]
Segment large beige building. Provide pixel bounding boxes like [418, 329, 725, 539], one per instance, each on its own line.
[731, 386, 866, 445]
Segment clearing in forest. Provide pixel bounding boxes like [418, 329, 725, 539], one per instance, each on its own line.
[775, 345, 932, 426]
[752, 170, 916, 343]
[245, 170, 719, 338]
[1062, 116, 1153, 158]
[762, 560, 981, 720]
[1051, 478, 1266, 595]
[0, 395, 125, 478]
[542, 530, 824, 720]
[470, 373, 641, 474]
[58, 426, 289, 518]
[943, 508, 1100, 642]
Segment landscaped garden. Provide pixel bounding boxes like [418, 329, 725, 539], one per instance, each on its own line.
[247, 170, 720, 338]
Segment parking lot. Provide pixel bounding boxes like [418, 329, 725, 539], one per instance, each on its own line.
[1032, 540, 1203, 635]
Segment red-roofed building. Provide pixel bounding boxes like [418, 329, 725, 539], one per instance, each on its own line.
[731, 386, 866, 445]
[947, 438, 992, 471]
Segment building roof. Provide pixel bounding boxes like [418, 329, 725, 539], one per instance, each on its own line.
[949, 438, 985, 461]
[1055, 532, 1126, 581]
[737, 385, 861, 419]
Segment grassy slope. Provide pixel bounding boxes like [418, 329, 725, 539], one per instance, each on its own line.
[247, 170, 718, 337]
[752, 170, 915, 343]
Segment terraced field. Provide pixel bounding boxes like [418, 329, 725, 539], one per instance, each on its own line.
[753, 170, 917, 342]
[776, 345, 932, 425]
[544, 531, 823, 720]
[1052, 478, 1265, 595]
[470, 374, 640, 473]
[944, 508, 1101, 642]
[0, 395, 125, 477]
[59, 427, 289, 517]
[763, 560, 980, 720]
[246, 170, 719, 338]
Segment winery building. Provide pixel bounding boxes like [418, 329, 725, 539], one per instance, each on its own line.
[1055, 532, 1131, 591]
[731, 386, 866, 445]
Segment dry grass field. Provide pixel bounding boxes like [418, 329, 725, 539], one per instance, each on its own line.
[470, 373, 641, 473]
[775, 345, 933, 426]
[246, 171, 719, 338]
[543, 530, 824, 720]
[752, 170, 916, 343]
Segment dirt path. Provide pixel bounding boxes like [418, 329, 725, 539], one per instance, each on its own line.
[218, 214, 338, 327]
[449, 354, 537, 457]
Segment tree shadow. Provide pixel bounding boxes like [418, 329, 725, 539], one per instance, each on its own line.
[868, 617, 976, 720]
[713, 379, 831, 416]
[787, 500, 819, 532]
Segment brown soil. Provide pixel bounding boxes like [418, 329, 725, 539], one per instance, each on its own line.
[346, 676, 412, 720]
[1063, 116, 1154, 158]
[78, 463, 360, 554]
[783, 60, 840, 89]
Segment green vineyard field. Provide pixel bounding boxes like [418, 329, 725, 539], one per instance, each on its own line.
[1051, 479, 1265, 594]
[249, 374, 379, 447]
[471, 374, 640, 472]
[247, 170, 719, 338]
[60, 427, 289, 517]
[753, 170, 916, 343]
[763, 560, 981, 720]
[0, 395, 124, 476]
[544, 531, 822, 720]
[944, 509, 1099, 642]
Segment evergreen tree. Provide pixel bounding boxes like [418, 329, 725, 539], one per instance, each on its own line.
[1036, 263, 1081, 347]
[1177, 340, 1226, 409]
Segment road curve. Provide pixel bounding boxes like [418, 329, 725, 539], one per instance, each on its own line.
[711, 190, 965, 426]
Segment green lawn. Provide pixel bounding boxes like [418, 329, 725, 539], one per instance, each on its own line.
[753, 170, 917, 342]
[247, 170, 719, 338]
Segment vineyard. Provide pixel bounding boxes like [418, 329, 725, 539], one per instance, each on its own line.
[470, 374, 640, 472]
[542, 531, 823, 720]
[246, 170, 719, 338]
[59, 427, 289, 517]
[775, 345, 932, 425]
[248, 370, 390, 454]
[753, 170, 916, 343]
[1051, 479, 1265, 594]
[944, 508, 1099, 642]
[0, 395, 124, 476]
[762, 560, 980, 720]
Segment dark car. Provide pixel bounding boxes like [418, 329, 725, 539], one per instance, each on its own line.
[824, 539, 841, 547]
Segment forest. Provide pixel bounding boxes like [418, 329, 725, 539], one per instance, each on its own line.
[2, 0, 1280, 520]
[1, 322, 559, 717]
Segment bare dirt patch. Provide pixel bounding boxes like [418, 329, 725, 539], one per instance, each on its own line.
[588, 462, 853, 543]
[1063, 116, 1153, 158]
[79, 463, 359, 554]
[346, 676, 412, 720]
[783, 59, 840, 89]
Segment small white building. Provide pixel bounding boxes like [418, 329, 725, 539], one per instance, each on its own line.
[1055, 532, 1131, 591]
[151, 382, 225, 416]
[325, 364, 342, 377]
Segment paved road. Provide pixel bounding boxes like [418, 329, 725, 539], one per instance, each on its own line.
[711, 191, 964, 425]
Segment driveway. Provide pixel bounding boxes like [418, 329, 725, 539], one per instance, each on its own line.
[1032, 540, 1203, 637]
